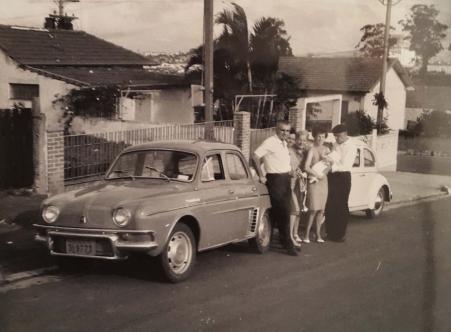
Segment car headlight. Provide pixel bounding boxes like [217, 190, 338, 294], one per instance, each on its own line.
[42, 206, 60, 223]
[112, 208, 131, 227]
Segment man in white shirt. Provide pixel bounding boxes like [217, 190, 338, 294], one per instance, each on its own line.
[252, 121, 300, 256]
[324, 124, 357, 242]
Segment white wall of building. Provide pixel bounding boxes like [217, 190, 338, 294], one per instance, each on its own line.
[0, 50, 75, 130]
[363, 66, 407, 130]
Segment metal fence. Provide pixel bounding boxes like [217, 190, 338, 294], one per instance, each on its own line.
[64, 121, 234, 183]
[250, 127, 276, 155]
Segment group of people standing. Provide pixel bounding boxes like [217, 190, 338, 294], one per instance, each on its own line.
[252, 121, 357, 256]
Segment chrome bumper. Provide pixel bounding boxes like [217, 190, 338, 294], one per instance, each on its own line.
[33, 224, 158, 260]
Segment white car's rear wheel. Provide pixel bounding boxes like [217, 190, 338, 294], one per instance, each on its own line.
[160, 223, 196, 283]
[366, 188, 386, 219]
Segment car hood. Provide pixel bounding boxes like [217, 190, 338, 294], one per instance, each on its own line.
[44, 179, 194, 229]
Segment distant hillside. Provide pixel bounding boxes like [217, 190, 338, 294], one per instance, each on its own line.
[145, 52, 193, 75]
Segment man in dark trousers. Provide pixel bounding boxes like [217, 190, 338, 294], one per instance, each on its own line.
[325, 124, 357, 242]
[252, 121, 300, 256]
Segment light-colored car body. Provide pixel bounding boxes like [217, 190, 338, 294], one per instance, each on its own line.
[349, 141, 392, 217]
[34, 141, 272, 282]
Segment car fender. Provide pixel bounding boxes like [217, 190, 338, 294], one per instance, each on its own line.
[366, 173, 391, 209]
[138, 207, 200, 257]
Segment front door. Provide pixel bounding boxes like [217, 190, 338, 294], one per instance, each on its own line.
[197, 153, 242, 248]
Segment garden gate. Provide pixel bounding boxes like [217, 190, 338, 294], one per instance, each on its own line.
[0, 108, 34, 189]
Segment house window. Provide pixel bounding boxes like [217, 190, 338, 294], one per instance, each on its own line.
[10, 84, 39, 100]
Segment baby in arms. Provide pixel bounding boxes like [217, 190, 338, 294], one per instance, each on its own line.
[309, 143, 338, 184]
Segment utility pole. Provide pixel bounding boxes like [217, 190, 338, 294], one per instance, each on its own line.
[203, 0, 214, 139]
[377, 0, 393, 130]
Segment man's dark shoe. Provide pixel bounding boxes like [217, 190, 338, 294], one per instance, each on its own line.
[286, 241, 301, 256]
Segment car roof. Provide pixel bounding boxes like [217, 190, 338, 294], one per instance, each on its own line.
[122, 140, 241, 155]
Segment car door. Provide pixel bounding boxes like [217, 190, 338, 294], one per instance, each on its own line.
[361, 147, 378, 206]
[197, 152, 243, 247]
[224, 151, 260, 239]
[349, 147, 367, 209]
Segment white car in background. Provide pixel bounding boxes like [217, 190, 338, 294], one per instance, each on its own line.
[349, 141, 392, 218]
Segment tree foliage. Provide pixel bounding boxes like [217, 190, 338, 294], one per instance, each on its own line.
[215, 3, 253, 92]
[356, 23, 397, 58]
[399, 4, 448, 75]
[185, 3, 298, 126]
[53, 86, 121, 134]
[415, 110, 451, 137]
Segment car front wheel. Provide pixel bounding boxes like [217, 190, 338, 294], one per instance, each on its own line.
[160, 223, 196, 283]
[366, 187, 386, 219]
[249, 210, 272, 253]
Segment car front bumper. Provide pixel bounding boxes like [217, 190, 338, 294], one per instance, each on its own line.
[33, 224, 158, 260]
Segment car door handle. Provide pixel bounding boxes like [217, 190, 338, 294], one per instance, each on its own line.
[229, 189, 235, 194]
[251, 187, 257, 192]
[359, 174, 366, 177]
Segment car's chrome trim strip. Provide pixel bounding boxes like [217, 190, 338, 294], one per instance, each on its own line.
[33, 224, 154, 234]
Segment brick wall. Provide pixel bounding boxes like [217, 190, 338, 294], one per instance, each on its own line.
[47, 130, 64, 194]
[233, 112, 251, 161]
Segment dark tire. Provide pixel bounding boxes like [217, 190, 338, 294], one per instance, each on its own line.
[159, 223, 196, 283]
[366, 188, 386, 219]
[249, 210, 273, 254]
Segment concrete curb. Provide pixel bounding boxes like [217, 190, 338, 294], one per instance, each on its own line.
[386, 191, 450, 211]
[0, 266, 58, 286]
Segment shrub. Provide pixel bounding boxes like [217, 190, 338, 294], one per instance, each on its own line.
[344, 110, 389, 136]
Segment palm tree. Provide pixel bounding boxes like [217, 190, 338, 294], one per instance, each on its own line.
[250, 17, 293, 92]
[216, 2, 253, 92]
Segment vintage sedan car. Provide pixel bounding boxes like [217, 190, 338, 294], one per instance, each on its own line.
[34, 141, 273, 282]
[349, 141, 392, 218]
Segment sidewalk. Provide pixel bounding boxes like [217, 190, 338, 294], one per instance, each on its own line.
[382, 171, 451, 206]
[1, 171, 451, 283]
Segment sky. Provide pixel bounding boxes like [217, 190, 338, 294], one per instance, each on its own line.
[0, 0, 450, 56]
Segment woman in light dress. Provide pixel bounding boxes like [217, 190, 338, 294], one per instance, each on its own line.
[303, 127, 331, 243]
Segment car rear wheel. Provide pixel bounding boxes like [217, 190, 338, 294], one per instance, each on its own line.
[159, 223, 196, 283]
[366, 187, 386, 219]
[249, 210, 272, 253]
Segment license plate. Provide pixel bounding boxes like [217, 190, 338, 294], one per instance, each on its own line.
[66, 239, 96, 256]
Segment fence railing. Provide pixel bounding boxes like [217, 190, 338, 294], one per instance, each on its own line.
[250, 127, 276, 155]
[64, 121, 234, 183]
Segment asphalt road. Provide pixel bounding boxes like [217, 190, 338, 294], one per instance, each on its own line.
[1, 197, 451, 332]
[398, 154, 451, 177]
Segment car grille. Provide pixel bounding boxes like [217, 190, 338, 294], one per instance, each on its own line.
[248, 208, 259, 234]
[52, 236, 114, 257]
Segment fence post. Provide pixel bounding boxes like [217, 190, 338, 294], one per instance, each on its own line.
[32, 98, 48, 194]
[289, 105, 306, 132]
[47, 129, 65, 195]
[233, 112, 251, 161]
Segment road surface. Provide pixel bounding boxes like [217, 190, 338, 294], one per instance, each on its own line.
[1, 197, 451, 332]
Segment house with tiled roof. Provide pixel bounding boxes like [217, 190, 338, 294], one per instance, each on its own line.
[0, 24, 195, 132]
[278, 56, 413, 130]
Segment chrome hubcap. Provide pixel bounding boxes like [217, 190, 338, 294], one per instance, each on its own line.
[167, 231, 192, 274]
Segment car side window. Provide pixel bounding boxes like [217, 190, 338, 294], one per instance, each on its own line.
[353, 149, 361, 168]
[201, 154, 225, 182]
[226, 153, 248, 180]
[363, 149, 375, 167]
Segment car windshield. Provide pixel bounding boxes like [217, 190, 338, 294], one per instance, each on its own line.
[106, 150, 198, 182]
